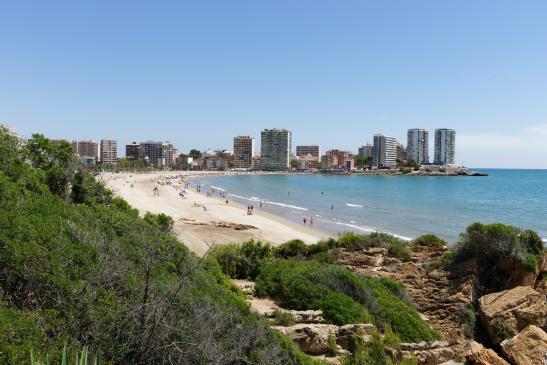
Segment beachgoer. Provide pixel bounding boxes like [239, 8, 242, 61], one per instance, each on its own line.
[331, 204, 334, 210]
[310, 217, 314, 225]
[153, 185, 159, 197]
[303, 217, 307, 225]
[260, 202, 263, 208]
[226, 199, 229, 204]
[250, 205, 254, 211]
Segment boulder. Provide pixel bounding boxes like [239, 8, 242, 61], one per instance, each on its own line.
[289, 309, 325, 324]
[467, 348, 510, 365]
[273, 324, 338, 355]
[391, 341, 454, 365]
[478, 286, 547, 343]
[500, 325, 547, 365]
[336, 323, 375, 350]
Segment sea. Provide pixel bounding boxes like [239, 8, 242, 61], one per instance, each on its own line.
[192, 169, 547, 244]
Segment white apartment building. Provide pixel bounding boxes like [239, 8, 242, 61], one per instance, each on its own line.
[260, 128, 291, 171]
[406, 129, 429, 165]
[434, 129, 456, 165]
[100, 138, 117, 164]
[372, 134, 397, 168]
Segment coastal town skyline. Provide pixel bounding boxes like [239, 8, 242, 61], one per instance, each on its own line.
[3, 2, 547, 168]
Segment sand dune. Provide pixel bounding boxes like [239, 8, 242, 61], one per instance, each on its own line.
[101, 171, 331, 256]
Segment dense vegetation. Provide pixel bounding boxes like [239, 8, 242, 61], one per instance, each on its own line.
[211, 240, 440, 343]
[0, 133, 318, 364]
[448, 222, 544, 293]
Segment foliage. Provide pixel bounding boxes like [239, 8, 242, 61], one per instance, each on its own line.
[459, 304, 476, 338]
[143, 212, 174, 232]
[255, 260, 440, 342]
[450, 222, 544, 293]
[273, 309, 296, 326]
[342, 328, 411, 365]
[326, 332, 337, 357]
[210, 240, 273, 280]
[492, 316, 511, 343]
[275, 239, 309, 258]
[522, 255, 538, 272]
[31, 343, 101, 365]
[0, 132, 315, 364]
[336, 232, 411, 262]
[188, 149, 202, 159]
[411, 234, 447, 248]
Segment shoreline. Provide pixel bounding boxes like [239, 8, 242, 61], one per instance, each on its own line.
[100, 171, 332, 256]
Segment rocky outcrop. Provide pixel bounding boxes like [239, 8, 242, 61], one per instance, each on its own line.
[500, 325, 547, 365]
[273, 324, 339, 355]
[335, 323, 375, 349]
[467, 348, 510, 365]
[337, 245, 475, 353]
[389, 341, 455, 365]
[478, 286, 547, 343]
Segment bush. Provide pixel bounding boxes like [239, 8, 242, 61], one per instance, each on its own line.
[275, 239, 309, 258]
[210, 240, 272, 279]
[451, 223, 544, 293]
[273, 309, 296, 326]
[522, 255, 538, 272]
[337, 232, 411, 262]
[255, 260, 440, 342]
[411, 234, 448, 248]
[326, 332, 337, 357]
[460, 304, 476, 338]
[492, 316, 511, 342]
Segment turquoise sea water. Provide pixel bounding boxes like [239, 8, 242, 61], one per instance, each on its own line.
[194, 169, 547, 243]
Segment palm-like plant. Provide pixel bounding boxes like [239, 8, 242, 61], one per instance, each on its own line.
[30, 343, 100, 365]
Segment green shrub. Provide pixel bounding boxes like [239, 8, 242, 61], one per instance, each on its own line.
[411, 234, 448, 248]
[326, 332, 337, 357]
[210, 240, 272, 279]
[275, 239, 309, 258]
[337, 232, 411, 262]
[492, 316, 511, 342]
[273, 309, 296, 326]
[255, 260, 440, 342]
[522, 255, 538, 272]
[460, 304, 476, 338]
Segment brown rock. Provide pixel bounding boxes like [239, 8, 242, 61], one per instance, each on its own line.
[273, 324, 338, 355]
[501, 325, 547, 365]
[335, 323, 375, 350]
[478, 286, 547, 343]
[467, 348, 510, 365]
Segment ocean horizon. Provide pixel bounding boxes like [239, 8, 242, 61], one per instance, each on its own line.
[193, 169, 547, 244]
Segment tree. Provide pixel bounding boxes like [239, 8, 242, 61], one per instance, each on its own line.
[188, 149, 202, 159]
[290, 159, 298, 170]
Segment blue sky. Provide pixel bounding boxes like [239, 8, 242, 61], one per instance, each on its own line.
[1, 1, 547, 168]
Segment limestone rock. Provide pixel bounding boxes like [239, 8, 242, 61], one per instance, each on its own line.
[392, 341, 455, 365]
[501, 325, 547, 365]
[478, 286, 547, 343]
[467, 348, 510, 365]
[336, 323, 375, 350]
[273, 324, 338, 355]
[289, 309, 325, 324]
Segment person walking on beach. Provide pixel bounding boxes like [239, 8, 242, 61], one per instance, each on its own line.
[331, 204, 334, 210]
[260, 201, 263, 208]
[303, 217, 307, 226]
[226, 199, 229, 204]
[153, 185, 159, 197]
[310, 216, 313, 225]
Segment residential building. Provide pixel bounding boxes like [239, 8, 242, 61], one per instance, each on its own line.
[100, 138, 117, 164]
[176, 155, 193, 170]
[434, 128, 456, 165]
[296, 145, 319, 158]
[321, 149, 354, 170]
[139, 141, 174, 168]
[260, 128, 292, 171]
[396, 143, 407, 163]
[296, 155, 318, 170]
[372, 134, 397, 168]
[250, 156, 261, 171]
[358, 144, 373, 159]
[233, 136, 255, 169]
[125, 142, 140, 161]
[406, 129, 429, 165]
[72, 140, 99, 163]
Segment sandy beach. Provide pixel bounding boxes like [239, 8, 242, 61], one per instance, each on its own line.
[101, 171, 331, 255]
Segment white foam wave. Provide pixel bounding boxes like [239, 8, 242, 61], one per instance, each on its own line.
[333, 221, 412, 241]
[209, 185, 226, 192]
[227, 193, 308, 211]
[346, 203, 363, 208]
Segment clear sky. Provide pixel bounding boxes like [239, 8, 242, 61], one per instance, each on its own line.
[1, 1, 546, 168]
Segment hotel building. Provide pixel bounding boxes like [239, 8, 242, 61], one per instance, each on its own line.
[434, 129, 456, 165]
[372, 134, 397, 168]
[100, 138, 117, 164]
[260, 128, 292, 171]
[407, 128, 429, 165]
[233, 136, 255, 169]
